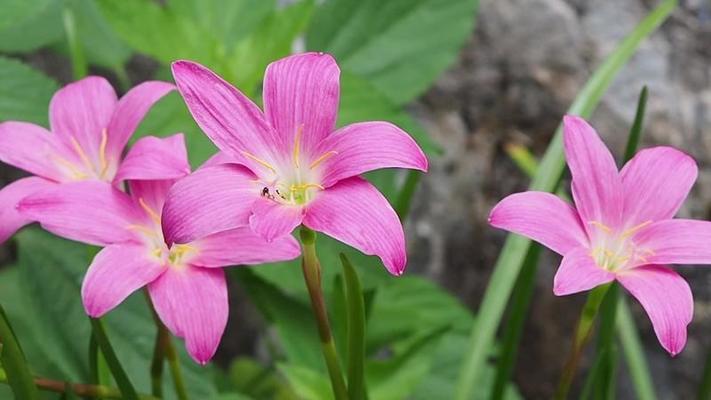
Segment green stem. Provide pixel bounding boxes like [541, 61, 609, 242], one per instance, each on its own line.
[144, 291, 188, 400]
[617, 297, 656, 400]
[490, 244, 542, 400]
[299, 227, 349, 400]
[553, 283, 612, 400]
[62, 4, 88, 80]
[394, 171, 421, 220]
[90, 318, 139, 400]
[698, 346, 711, 399]
[592, 284, 620, 399]
[0, 367, 158, 399]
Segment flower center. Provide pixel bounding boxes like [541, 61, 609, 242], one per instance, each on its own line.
[243, 126, 337, 206]
[588, 220, 654, 271]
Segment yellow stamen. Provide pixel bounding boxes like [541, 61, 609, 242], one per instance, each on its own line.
[126, 224, 157, 237]
[168, 244, 196, 265]
[309, 151, 338, 170]
[620, 220, 652, 239]
[69, 136, 94, 172]
[152, 247, 163, 259]
[98, 129, 109, 178]
[52, 154, 87, 180]
[138, 198, 161, 225]
[241, 151, 276, 174]
[292, 125, 303, 168]
[589, 221, 612, 233]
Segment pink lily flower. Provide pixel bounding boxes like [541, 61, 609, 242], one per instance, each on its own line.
[163, 53, 428, 275]
[0, 76, 175, 243]
[489, 115, 711, 356]
[18, 135, 300, 364]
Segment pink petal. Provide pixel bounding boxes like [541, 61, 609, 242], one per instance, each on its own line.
[106, 81, 175, 159]
[617, 265, 693, 356]
[128, 180, 175, 217]
[303, 177, 406, 275]
[171, 60, 280, 169]
[199, 151, 236, 169]
[632, 219, 711, 265]
[114, 134, 191, 183]
[82, 244, 166, 317]
[0, 177, 55, 243]
[162, 164, 259, 245]
[0, 122, 67, 181]
[148, 265, 228, 364]
[620, 146, 697, 227]
[315, 121, 428, 188]
[263, 52, 340, 155]
[249, 197, 304, 242]
[553, 246, 615, 296]
[18, 181, 145, 246]
[563, 115, 623, 232]
[488, 191, 588, 255]
[50, 76, 118, 163]
[190, 227, 301, 267]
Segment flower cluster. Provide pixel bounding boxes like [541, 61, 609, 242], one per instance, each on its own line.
[0, 53, 427, 364]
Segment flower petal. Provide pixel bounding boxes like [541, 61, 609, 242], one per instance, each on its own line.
[82, 244, 166, 317]
[0, 122, 67, 181]
[171, 60, 280, 168]
[0, 177, 55, 243]
[200, 151, 236, 169]
[190, 227, 300, 267]
[315, 121, 428, 187]
[162, 164, 259, 245]
[128, 180, 175, 217]
[50, 76, 117, 163]
[114, 134, 190, 182]
[553, 246, 615, 296]
[563, 115, 623, 231]
[303, 177, 405, 275]
[249, 197, 304, 242]
[617, 265, 693, 356]
[106, 81, 175, 159]
[148, 265, 228, 364]
[620, 146, 697, 227]
[632, 219, 711, 265]
[263, 52, 340, 155]
[488, 191, 588, 255]
[18, 181, 145, 246]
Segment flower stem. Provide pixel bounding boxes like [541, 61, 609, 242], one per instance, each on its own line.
[144, 291, 189, 400]
[0, 367, 158, 400]
[553, 283, 612, 400]
[299, 227, 349, 400]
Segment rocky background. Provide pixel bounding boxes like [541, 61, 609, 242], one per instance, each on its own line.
[1, 0, 710, 398]
[407, 0, 711, 398]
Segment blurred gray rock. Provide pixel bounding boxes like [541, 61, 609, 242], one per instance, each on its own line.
[409, 0, 711, 397]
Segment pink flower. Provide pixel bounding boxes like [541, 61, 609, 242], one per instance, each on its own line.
[163, 53, 428, 275]
[489, 115, 711, 356]
[0, 76, 175, 243]
[18, 135, 300, 364]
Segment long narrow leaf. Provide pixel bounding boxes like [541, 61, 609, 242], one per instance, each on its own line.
[617, 297, 656, 400]
[454, 2, 677, 398]
[0, 304, 38, 399]
[340, 254, 366, 400]
[90, 318, 139, 400]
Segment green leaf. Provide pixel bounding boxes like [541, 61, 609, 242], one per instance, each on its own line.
[2, 229, 218, 399]
[0, 0, 63, 53]
[0, 0, 52, 31]
[226, 357, 295, 400]
[0, 57, 58, 125]
[340, 255, 366, 400]
[0, 304, 39, 400]
[618, 297, 656, 400]
[339, 71, 438, 155]
[307, 0, 478, 105]
[279, 364, 333, 400]
[454, 2, 677, 398]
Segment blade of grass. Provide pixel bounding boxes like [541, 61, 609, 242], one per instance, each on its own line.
[0, 304, 39, 400]
[454, 2, 676, 398]
[340, 254, 366, 400]
[394, 171, 422, 220]
[617, 296, 656, 400]
[90, 318, 139, 400]
[62, 2, 88, 79]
